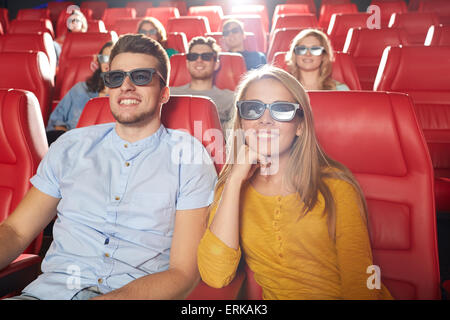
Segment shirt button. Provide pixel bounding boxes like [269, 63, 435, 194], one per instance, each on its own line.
[279, 253, 283, 258]
[104, 253, 110, 258]
[98, 278, 103, 284]
[277, 235, 281, 241]
[124, 144, 128, 148]
[115, 196, 120, 201]
[125, 162, 130, 167]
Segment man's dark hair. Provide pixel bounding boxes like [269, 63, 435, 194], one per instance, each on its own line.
[188, 36, 221, 62]
[109, 34, 170, 87]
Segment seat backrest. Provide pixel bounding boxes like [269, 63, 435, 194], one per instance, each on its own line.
[271, 51, 362, 90]
[167, 16, 211, 42]
[370, 1, 408, 28]
[101, 7, 136, 30]
[126, 1, 153, 17]
[0, 33, 57, 79]
[56, 32, 118, 98]
[271, 13, 318, 34]
[188, 5, 224, 33]
[0, 52, 54, 125]
[16, 8, 50, 21]
[327, 13, 371, 51]
[418, 0, 450, 17]
[86, 19, 107, 33]
[0, 8, 10, 32]
[389, 12, 440, 45]
[47, 1, 74, 25]
[374, 45, 450, 178]
[343, 27, 404, 90]
[169, 52, 246, 91]
[267, 27, 303, 63]
[159, 0, 187, 16]
[144, 7, 180, 29]
[205, 31, 258, 52]
[274, 4, 311, 20]
[0, 88, 48, 254]
[285, 0, 317, 13]
[57, 56, 93, 101]
[244, 90, 440, 300]
[80, 1, 108, 20]
[230, 4, 269, 33]
[76, 96, 225, 173]
[318, 3, 358, 30]
[8, 19, 55, 38]
[55, 8, 93, 39]
[111, 18, 141, 36]
[425, 24, 450, 46]
[222, 14, 266, 52]
[167, 32, 188, 53]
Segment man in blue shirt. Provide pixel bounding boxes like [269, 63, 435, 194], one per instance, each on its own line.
[0, 34, 217, 300]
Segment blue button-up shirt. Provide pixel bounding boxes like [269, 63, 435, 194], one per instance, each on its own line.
[23, 123, 217, 299]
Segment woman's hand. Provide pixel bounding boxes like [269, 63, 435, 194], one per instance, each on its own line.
[229, 144, 271, 184]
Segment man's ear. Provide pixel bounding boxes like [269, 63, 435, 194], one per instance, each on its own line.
[214, 58, 220, 72]
[160, 86, 170, 104]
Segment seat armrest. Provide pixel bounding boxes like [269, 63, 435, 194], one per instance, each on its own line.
[0, 254, 41, 298]
[186, 268, 246, 300]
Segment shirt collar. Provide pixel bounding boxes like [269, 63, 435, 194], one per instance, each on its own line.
[111, 124, 167, 158]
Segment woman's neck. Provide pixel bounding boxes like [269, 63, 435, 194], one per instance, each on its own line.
[299, 69, 321, 90]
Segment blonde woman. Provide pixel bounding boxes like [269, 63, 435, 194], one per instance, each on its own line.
[197, 65, 392, 300]
[285, 28, 349, 91]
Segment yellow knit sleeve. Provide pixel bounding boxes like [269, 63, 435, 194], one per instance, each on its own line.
[332, 179, 393, 300]
[197, 189, 242, 288]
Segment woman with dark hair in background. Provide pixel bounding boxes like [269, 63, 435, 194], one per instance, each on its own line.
[46, 41, 114, 144]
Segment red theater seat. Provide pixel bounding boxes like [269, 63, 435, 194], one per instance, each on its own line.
[80, 1, 108, 20]
[167, 32, 188, 53]
[0, 8, 10, 32]
[343, 27, 404, 90]
[0, 88, 48, 297]
[274, 4, 311, 19]
[159, 1, 187, 16]
[47, 1, 74, 25]
[144, 7, 180, 29]
[169, 52, 246, 91]
[222, 14, 267, 52]
[126, 1, 152, 17]
[374, 45, 450, 213]
[86, 19, 107, 33]
[370, 1, 408, 28]
[267, 27, 303, 63]
[327, 13, 371, 51]
[418, 0, 450, 25]
[16, 8, 50, 21]
[230, 5, 269, 33]
[271, 51, 362, 90]
[318, 3, 358, 30]
[111, 18, 141, 36]
[0, 52, 54, 125]
[77, 96, 226, 174]
[389, 12, 440, 45]
[8, 19, 55, 38]
[101, 8, 136, 31]
[55, 8, 93, 38]
[0, 33, 57, 78]
[425, 24, 450, 46]
[285, 0, 316, 14]
[188, 5, 224, 33]
[167, 16, 211, 42]
[57, 56, 94, 102]
[271, 13, 318, 34]
[244, 90, 441, 299]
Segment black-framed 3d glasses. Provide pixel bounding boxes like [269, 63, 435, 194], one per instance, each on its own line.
[101, 68, 165, 88]
[186, 52, 217, 62]
[237, 100, 303, 122]
[222, 26, 242, 37]
[294, 45, 325, 56]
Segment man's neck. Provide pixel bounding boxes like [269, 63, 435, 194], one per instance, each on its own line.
[189, 78, 214, 91]
[229, 44, 245, 52]
[115, 119, 161, 143]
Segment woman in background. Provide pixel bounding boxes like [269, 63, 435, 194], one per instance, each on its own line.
[137, 17, 178, 58]
[285, 28, 349, 91]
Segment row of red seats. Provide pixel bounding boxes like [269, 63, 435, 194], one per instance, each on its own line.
[0, 86, 444, 299]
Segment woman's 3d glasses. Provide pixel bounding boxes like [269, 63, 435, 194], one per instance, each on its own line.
[237, 100, 303, 122]
[222, 27, 242, 37]
[101, 68, 165, 88]
[294, 45, 325, 56]
[186, 52, 217, 62]
[139, 29, 158, 36]
[97, 54, 110, 64]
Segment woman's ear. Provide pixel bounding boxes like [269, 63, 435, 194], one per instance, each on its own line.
[296, 121, 303, 137]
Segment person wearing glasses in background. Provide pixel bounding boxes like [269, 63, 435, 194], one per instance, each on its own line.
[197, 65, 393, 300]
[0, 34, 217, 300]
[137, 17, 178, 58]
[54, 9, 89, 59]
[46, 41, 114, 145]
[285, 29, 349, 91]
[221, 19, 266, 71]
[170, 36, 234, 132]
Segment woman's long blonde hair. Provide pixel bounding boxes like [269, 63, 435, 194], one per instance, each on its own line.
[285, 28, 336, 90]
[213, 65, 368, 240]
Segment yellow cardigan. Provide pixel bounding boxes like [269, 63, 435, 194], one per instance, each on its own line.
[197, 178, 393, 300]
